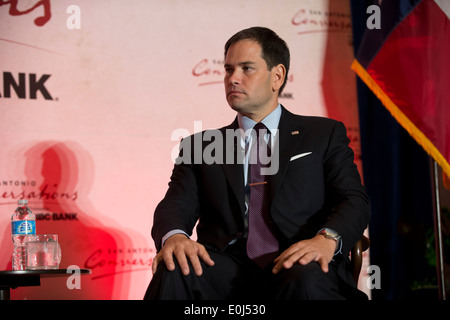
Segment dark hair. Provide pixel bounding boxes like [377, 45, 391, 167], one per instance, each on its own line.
[224, 26, 290, 94]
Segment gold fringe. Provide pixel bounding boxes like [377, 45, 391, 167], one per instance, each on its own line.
[351, 59, 450, 178]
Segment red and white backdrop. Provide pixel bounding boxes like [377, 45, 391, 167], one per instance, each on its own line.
[0, 0, 369, 299]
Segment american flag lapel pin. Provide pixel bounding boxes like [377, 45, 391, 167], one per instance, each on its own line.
[291, 130, 299, 135]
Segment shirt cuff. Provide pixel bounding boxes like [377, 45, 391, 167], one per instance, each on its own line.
[162, 229, 189, 246]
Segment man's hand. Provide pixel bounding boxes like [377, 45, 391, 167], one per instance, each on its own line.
[151, 233, 215, 276]
[272, 234, 336, 274]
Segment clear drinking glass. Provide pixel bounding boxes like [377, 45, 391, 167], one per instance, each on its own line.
[25, 234, 62, 270]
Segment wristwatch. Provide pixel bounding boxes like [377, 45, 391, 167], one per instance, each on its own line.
[318, 228, 341, 242]
[317, 228, 342, 254]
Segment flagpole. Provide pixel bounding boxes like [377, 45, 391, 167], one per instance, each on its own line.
[431, 159, 446, 300]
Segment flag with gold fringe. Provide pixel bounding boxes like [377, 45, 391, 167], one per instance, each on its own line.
[352, 0, 450, 181]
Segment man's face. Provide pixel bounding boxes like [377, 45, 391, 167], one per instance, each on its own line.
[224, 39, 277, 119]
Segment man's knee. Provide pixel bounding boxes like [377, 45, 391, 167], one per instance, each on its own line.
[272, 262, 343, 300]
[145, 259, 198, 299]
[145, 251, 244, 300]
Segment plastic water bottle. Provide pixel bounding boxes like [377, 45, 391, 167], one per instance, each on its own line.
[11, 199, 36, 270]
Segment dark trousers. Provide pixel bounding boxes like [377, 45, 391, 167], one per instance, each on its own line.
[144, 240, 359, 300]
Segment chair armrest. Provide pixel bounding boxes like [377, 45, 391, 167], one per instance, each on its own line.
[351, 235, 370, 283]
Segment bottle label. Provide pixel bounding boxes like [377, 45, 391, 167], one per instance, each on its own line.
[11, 221, 36, 235]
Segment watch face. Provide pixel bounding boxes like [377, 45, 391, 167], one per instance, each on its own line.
[327, 230, 338, 237]
[321, 229, 340, 240]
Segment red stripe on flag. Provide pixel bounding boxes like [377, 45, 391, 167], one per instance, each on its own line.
[365, 0, 450, 176]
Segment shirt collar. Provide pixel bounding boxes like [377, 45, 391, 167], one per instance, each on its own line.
[237, 104, 281, 140]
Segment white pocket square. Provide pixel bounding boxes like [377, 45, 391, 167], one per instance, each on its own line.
[290, 152, 312, 161]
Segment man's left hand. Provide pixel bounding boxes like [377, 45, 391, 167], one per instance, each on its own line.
[272, 234, 336, 274]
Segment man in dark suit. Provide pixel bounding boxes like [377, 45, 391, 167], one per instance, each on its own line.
[145, 27, 370, 300]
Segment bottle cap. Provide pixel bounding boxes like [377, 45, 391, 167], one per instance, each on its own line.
[18, 199, 28, 206]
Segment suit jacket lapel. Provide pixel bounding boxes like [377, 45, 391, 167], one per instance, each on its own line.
[220, 119, 246, 215]
[269, 106, 304, 204]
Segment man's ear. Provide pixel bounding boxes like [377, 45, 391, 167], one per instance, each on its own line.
[271, 64, 286, 92]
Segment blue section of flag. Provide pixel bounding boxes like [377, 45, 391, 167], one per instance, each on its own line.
[356, 0, 422, 67]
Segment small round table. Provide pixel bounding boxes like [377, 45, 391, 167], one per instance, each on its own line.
[0, 268, 91, 300]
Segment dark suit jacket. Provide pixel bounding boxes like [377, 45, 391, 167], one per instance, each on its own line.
[152, 106, 370, 288]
